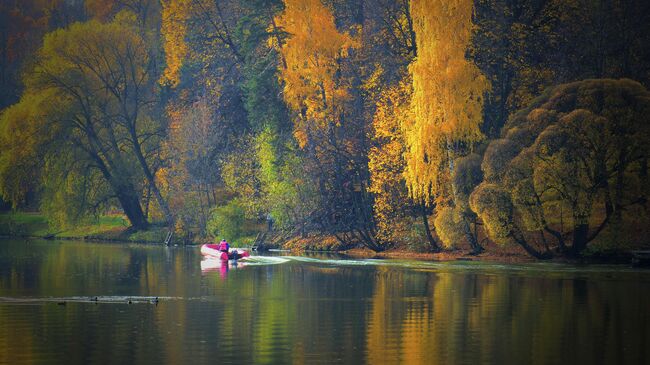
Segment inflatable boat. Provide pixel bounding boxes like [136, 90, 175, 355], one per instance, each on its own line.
[200, 244, 251, 261]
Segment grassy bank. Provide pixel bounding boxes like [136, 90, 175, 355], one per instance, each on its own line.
[0, 212, 169, 244]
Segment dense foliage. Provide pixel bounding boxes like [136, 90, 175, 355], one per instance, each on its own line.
[472, 79, 650, 257]
[0, 0, 648, 256]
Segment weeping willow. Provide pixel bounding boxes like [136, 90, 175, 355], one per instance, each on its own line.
[404, 0, 490, 204]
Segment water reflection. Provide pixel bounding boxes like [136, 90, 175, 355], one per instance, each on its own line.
[200, 258, 248, 279]
[0, 239, 648, 364]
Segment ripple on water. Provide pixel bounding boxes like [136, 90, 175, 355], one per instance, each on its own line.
[264, 255, 650, 277]
[239, 256, 291, 265]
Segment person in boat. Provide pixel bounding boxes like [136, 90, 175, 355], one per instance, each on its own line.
[218, 239, 230, 253]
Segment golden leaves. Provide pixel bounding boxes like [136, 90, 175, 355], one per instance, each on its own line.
[160, 0, 191, 87]
[275, 0, 358, 148]
[403, 0, 490, 204]
[368, 80, 412, 242]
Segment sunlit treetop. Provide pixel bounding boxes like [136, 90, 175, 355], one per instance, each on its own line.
[160, 0, 190, 87]
[274, 0, 358, 147]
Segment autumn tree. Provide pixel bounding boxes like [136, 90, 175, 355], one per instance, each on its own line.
[274, 0, 372, 249]
[0, 13, 169, 229]
[158, 0, 298, 239]
[470, 0, 650, 138]
[364, 0, 448, 251]
[471, 79, 650, 257]
[274, 0, 357, 147]
[403, 0, 490, 252]
[158, 97, 222, 239]
[368, 80, 412, 248]
[368, 78, 441, 251]
[160, 0, 190, 87]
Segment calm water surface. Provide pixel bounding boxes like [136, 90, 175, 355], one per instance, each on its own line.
[0, 238, 648, 364]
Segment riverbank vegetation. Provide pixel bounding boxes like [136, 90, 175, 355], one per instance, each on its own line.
[1, 0, 649, 258]
[0, 212, 169, 243]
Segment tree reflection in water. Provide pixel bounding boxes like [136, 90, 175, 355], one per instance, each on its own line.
[0, 239, 648, 364]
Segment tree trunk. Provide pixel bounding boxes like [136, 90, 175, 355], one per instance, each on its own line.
[570, 223, 590, 257]
[130, 132, 173, 225]
[462, 216, 484, 254]
[421, 206, 441, 252]
[510, 229, 553, 259]
[115, 186, 149, 230]
[144, 183, 151, 219]
[640, 157, 648, 207]
[613, 148, 628, 222]
[87, 148, 149, 230]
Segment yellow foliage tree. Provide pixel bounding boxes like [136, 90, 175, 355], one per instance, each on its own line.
[368, 76, 444, 252]
[160, 0, 190, 87]
[368, 79, 412, 245]
[274, 0, 357, 148]
[404, 0, 490, 203]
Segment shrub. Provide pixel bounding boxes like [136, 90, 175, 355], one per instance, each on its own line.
[206, 199, 247, 241]
[434, 206, 464, 249]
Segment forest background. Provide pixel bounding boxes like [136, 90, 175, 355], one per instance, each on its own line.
[1, 0, 649, 259]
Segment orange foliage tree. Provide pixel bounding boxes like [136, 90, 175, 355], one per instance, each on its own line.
[274, 0, 357, 147]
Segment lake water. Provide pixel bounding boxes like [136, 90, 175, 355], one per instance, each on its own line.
[0, 238, 648, 364]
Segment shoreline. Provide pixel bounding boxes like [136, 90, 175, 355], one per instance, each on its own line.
[275, 234, 643, 266]
[1, 211, 643, 266]
[0, 233, 166, 245]
[0, 233, 642, 266]
[0, 212, 170, 245]
[338, 247, 639, 266]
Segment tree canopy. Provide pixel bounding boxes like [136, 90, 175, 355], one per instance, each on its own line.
[0, 13, 166, 229]
[472, 79, 650, 257]
[0, 0, 648, 255]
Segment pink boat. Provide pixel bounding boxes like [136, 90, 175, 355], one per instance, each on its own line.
[200, 244, 251, 261]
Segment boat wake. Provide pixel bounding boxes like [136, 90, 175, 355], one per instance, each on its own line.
[223, 255, 648, 275]
[238, 256, 291, 265]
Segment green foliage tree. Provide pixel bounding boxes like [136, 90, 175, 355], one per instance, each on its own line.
[206, 198, 247, 242]
[471, 79, 650, 257]
[254, 128, 312, 231]
[0, 13, 168, 229]
[435, 154, 484, 251]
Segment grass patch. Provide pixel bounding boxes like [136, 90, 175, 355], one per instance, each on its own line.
[125, 227, 168, 243]
[0, 212, 169, 244]
[0, 212, 51, 236]
[57, 215, 130, 238]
